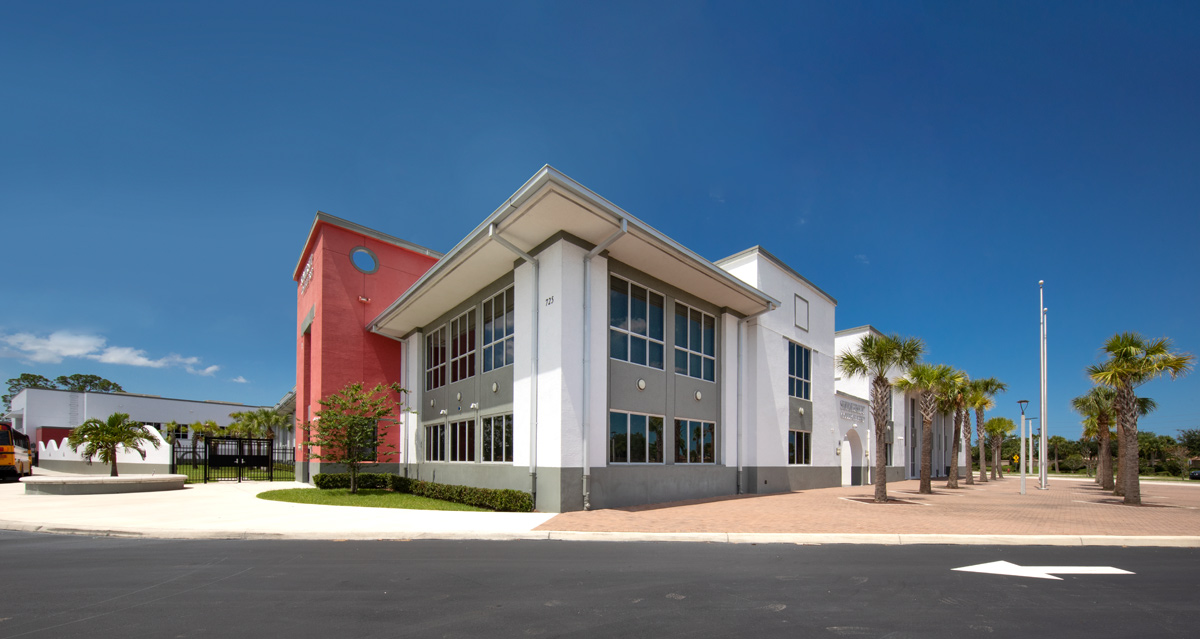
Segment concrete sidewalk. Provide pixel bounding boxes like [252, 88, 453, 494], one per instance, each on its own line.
[2, 471, 1198, 546]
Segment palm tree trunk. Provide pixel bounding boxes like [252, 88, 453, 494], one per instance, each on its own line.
[963, 409, 974, 485]
[994, 438, 1003, 478]
[110, 452, 119, 477]
[1114, 420, 1126, 496]
[1118, 384, 1141, 505]
[1098, 417, 1114, 490]
[976, 408, 988, 482]
[871, 376, 892, 502]
[947, 408, 962, 489]
[920, 414, 934, 494]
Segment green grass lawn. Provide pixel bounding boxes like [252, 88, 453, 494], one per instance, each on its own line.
[256, 488, 488, 511]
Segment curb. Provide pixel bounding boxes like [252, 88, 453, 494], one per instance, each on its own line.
[2, 521, 1198, 547]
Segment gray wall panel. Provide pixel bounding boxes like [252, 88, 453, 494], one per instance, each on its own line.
[588, 465, 737, 510]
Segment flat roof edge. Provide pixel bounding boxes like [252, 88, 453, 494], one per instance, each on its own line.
[716, 245, 837, 305]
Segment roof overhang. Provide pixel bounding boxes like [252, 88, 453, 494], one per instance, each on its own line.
[368, 166, 779, 339]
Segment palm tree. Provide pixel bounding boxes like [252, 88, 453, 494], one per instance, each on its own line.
[1087, 333, 1194, 505]
[896, 363, 957, 494]
[66, 412, 160, 477]
[938, 371, 970, 489]
[837, 333, 925, 502]
[968, 378, 1008, 483]
[1048, 435, 1069, 473]
[984, 416, 1015, 477]
[1072, 387, 1118, 490]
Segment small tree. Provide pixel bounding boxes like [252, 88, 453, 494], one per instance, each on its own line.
[984, 417, 1015, 478]
[1064, 453, 1085, 473]
[66, 412, 160, 477]
[303, 382, 404, 494]
[1165, 445, 1190, 479]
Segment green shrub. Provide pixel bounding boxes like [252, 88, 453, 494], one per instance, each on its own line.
[389, 475, 534, 512]
[313, 472, 391, 490]
[313, 473, 535, 512]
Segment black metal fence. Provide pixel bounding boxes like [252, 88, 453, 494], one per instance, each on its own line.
[171, 437, 295, 483]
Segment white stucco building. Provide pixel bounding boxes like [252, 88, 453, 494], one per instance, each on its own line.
[4, 388, 272, 474]
[834, 325, 966, 481]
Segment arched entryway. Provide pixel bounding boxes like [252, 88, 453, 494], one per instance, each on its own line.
[841, 429, 865, 486]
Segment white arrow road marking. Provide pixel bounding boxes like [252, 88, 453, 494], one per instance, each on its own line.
[953, 561, 1135, 580]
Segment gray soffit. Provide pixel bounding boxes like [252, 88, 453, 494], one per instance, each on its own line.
[367, 165, 780, 339]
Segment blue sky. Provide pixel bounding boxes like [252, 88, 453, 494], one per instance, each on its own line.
[2, 1, 1197, 440]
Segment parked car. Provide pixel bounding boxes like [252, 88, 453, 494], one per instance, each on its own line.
[1190, 469, 1200, 481]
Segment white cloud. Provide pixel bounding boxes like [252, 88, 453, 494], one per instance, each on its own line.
[231, 376, 248, 384]
[855, 254, 870, 266]
[1, 331, 106, 364]
[0, 330, 219, 376]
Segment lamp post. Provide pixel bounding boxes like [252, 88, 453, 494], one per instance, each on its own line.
[1039, 282, 1049, 491]
[1026, 417, 1038, 477]
[1018, 399, 1029, 495]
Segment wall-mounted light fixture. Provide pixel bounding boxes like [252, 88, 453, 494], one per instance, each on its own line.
[636, 379, 646, 391]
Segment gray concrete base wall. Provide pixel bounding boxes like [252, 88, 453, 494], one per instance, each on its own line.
[868, 466, 907, 484]
[586, 465, 737, 510]
[743, 466, 841, 494]
[37, 460, 172, 476]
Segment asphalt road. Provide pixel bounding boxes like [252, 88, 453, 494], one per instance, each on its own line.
[0, 531, 1194, 638]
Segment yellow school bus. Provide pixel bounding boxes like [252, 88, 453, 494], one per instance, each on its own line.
[0, 423, 32, 480]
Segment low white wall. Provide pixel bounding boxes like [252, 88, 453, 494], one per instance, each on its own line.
[38, 427, 172, 468]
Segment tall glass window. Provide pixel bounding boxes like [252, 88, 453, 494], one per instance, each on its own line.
[449, 310, 476, 383]
[787, 340, 811, 400]
[674, 419, 715, 464]
[425, 424, 446, 461]
[609, 411, 664, 464]
[788, 430, 811, 465]
[449, 419, 475, 462]
[674, 303, 715, 382]
[609, 275, 665, 369]
[425, 326, 447, 391]
[482, 287, 515, 372]
[481, 414, 514, 463]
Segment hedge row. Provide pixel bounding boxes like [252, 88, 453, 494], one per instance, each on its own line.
[312, 472, 392, 490]
[311, 473, 534, 512]
[391, 476, 534, 512]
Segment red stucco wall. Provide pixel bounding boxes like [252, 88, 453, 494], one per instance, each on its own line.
[294, 221, 437, 467]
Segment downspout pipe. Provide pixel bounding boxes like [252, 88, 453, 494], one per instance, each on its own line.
[488, 224, 540, 507]
[736, 302, 776, 495]
[581, 218, 627, 510]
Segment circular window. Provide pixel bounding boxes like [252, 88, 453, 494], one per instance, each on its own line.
[350, 247, 378, 274]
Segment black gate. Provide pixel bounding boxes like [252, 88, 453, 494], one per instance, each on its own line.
[171, 437, 295, 483]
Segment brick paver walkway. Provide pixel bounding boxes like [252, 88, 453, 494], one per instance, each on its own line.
[538, 477, 1200, 536]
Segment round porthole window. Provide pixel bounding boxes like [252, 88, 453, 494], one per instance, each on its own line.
[350, 247, 378, 274]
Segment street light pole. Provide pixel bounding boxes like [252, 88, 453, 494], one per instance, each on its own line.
[1027, 417, 1038, 477]
[1039, 287, 1049, 490]
[1018, 399, 1029, 495]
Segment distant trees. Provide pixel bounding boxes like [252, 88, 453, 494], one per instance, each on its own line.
[66, 412, 160, 477]
[3, 373, 124, 409]
[228, 408, 292, 440]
